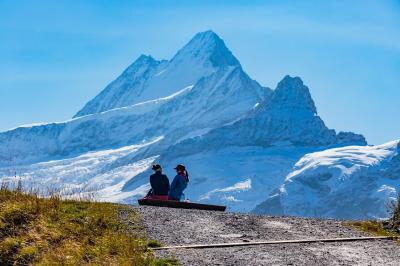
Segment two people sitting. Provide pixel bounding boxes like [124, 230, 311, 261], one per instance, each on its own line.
[147, 163, 189, 201]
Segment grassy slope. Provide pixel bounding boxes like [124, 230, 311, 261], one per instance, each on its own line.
[0, 187, 177, 265]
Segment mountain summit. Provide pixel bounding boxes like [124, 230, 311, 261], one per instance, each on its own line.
[262, 75, 317, 114]
[171, 30, 240, 68]
[74, 30, 239, 118]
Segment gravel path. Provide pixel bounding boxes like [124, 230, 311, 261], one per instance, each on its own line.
[132, 206, 400, 265]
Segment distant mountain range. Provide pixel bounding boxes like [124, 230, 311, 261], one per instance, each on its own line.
[0, 31, 398, 219]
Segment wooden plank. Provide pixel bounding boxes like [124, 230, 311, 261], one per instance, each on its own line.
[138, 198, 226, 211]
[150, 236, 396, 250]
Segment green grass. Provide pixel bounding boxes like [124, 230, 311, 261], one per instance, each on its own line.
[0, 186, 179, 265]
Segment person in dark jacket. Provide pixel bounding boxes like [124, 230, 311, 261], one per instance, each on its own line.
[148, 164, 170, 197]
[169, 164, 189, 201]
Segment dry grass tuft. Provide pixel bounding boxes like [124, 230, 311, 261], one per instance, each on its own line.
[349, 221, 395, 237]
[0, 184, 178, 265]
[348, 195, 400, 245]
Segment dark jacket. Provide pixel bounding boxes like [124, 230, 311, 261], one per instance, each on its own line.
[150, 172, 170, 195]
[169, 174, 188, 200]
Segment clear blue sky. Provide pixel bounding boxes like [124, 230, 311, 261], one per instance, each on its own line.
[0, 0, 399, 144]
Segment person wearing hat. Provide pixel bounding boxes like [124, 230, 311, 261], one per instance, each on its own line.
[147, 164, 170, 200]
[169, 164, 189, 201]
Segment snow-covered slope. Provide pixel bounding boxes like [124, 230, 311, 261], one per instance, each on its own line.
[0, 133, 323, 212]
[121, 145, 326, 211]
[0, 64, 270, 167]
[74, 30, 240, 117]
[254, 140, 400, 219]
[0, 139, 160, 201]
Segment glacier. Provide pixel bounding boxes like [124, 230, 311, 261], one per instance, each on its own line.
[253, 140, 400, 219]
[0, 30, 398, 219]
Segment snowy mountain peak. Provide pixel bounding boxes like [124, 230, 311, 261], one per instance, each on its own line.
[133, 54, 158, 65]
[171, 30, 240, 68]
[136, 54, 155, 62]
[74, 30, 242, 117]
[265, 75, 317, 115]
[120, 54, 160, 76]
[74, 54, 163, 118]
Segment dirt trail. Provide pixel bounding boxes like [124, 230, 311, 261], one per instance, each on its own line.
[132, 206, 400, 265]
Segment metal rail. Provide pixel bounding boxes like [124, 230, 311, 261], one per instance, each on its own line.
[151, 236, 396, 250]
